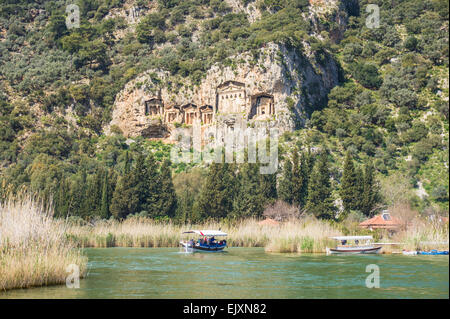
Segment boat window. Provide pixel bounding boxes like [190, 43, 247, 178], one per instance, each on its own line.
[382, 213, 391, 221]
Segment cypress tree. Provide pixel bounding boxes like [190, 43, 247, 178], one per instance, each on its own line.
[258, 145, 277, 202]
[110, 172, 139, 219]
[197, 162, 236, 219]
[100, 169, 109, 219]
[259, 171, 277, 202]
[55, 177, 70, 217]
[355, 166, 365, 210]
[298, 152, 310, 207]
[291, 150, 301, 206]
[278, 158, 294, 204]
[92, 168, 104, 217]
[340, 152, 358, 212]
[232, 162, 265, 219]
[360, 162, 380, 216]
[291, 150, 309, 208]
[124, 150, 131, 174]
[143, 153, 162, 217]
[156, 159, 178, 218]
[76, 167, 89, 218]
[305, 150, 335, 219]
[133, 153, 150, 214]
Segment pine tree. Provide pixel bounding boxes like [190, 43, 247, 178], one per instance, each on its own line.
[340, 152, 358, 212]
[305, 150, 335, 219]
[278, 158, 294, 204]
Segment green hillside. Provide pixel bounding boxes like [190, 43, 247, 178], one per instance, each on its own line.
[0, 0, 448, 220]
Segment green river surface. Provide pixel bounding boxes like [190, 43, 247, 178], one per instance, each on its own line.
[1, 247, 448, 298]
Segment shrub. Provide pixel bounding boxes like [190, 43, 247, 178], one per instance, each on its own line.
[351, 62, 383, 89]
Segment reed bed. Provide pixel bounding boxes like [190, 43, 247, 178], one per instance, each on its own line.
[65, 216, 342, 253]
[263, 217, 341, 253]
[382, 220, 449, 253]
[381, 203, 449, 253]
[0, 198, 87, 291]
[65, 212, 448, 254]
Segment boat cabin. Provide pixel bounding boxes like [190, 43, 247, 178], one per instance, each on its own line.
[180, 230, 228, 252]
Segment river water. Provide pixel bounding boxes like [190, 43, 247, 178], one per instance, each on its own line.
[1, 247, 448, 298]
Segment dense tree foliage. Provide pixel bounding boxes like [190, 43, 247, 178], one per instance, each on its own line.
[0, 0, 448, 220]
[305, 150, 335, 219]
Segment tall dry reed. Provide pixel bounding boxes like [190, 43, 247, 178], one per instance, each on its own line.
[65, 216, 342, 253]
[379, 203, 449, 252]
[0, 197, 87, 291]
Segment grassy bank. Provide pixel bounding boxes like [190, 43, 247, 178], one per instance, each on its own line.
[65, 216, 342, 253]
[0, 198, 87, 291]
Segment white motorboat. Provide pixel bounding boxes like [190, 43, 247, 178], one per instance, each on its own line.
[326, 236, 382, 255]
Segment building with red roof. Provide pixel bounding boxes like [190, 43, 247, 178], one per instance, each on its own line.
[359, 212, 401, 231]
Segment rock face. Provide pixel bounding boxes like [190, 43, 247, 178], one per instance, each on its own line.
[108, 42, 340, 140]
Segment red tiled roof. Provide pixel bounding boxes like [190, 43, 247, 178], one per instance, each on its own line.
[258, 218, 280, 226]
[359, 213, 401, 229]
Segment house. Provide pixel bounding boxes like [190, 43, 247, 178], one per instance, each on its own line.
[359, 212, 401, 231]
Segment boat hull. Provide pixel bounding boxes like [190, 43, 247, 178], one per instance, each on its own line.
[180, 241, 226, 252]
[326, 246, 382, 255]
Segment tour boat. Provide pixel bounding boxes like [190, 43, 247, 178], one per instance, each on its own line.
[180, 230, 228, 252]
[326, 236, 382, 255]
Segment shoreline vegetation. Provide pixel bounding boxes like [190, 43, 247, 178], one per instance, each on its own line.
[66, 216, 342, 252]
[65, 212, 449, 253]
[0, 198, 87, 291]
[1, 197, 448, 292]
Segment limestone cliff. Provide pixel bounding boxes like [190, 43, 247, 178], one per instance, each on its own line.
[108, 42, 340, 139]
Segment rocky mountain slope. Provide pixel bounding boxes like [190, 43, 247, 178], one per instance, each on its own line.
[0, 0, 448, 215]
